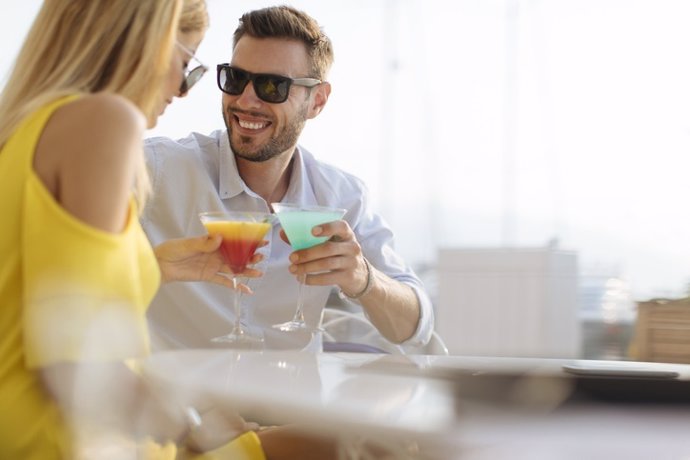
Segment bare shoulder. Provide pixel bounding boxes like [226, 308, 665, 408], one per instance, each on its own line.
[35, 93, 148, 232]
[37, 92, 147, 181]
[62, 93, 144, 144]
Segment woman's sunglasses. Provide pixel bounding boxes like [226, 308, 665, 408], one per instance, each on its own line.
[217, 64, 322, 104]
[177, 41, 208, 94]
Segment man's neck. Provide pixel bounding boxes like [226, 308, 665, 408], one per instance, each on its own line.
[235, 149, 295, 206]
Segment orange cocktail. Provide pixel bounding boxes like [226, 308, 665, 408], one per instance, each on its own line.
[203, 220, 271, 273]
[199, 211, 273, 345]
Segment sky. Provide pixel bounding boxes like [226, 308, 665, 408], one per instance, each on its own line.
[4, 1, 690, 302]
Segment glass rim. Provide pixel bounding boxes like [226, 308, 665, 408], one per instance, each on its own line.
[270, 202, 346, 215]
[198, 210, 274, 222]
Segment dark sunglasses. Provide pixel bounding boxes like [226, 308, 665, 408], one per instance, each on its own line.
[177, 42, 208, 94]
[217, 64, 322, 103]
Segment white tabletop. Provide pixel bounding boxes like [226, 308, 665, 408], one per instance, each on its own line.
[142, 350, 457, 445]
[141, 350, 690, 459]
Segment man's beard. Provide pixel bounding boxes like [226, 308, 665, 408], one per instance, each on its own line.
[225, 103, 309, 163]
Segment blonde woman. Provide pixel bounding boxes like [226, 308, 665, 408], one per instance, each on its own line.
[0, 1, 273, 458]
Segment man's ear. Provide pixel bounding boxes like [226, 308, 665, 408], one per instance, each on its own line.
[307, 82, 331, 119]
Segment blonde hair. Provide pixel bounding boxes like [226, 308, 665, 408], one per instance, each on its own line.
[0, 0, 208, 206]
[180, 0, 209, 34]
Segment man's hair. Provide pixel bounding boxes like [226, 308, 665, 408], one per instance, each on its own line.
[233, 5, 334, 80]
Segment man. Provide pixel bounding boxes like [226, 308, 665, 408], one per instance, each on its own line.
[142, 5, 434, 350]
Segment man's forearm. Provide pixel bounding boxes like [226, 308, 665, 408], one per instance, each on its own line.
[358, 266, 421, 344]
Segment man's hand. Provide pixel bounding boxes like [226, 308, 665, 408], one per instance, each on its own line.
[280, 221, 420, 344]
[280, 220, 368, 296]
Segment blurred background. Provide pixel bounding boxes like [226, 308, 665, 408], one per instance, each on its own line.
[5, 0, 690, 359]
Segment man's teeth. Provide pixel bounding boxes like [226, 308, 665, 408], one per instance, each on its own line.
[239, 120, 267, 130]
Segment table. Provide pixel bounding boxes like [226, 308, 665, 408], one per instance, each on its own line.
[141, 351, 690, 459]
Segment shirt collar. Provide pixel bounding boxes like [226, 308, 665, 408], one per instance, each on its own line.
[282, 146, 320, 207]
[218, 131, 245, 200]
[218, 132, 319, 206]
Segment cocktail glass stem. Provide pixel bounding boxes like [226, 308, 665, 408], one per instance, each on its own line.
[229, 277, 243, 338]
[276, 273, 307, 331]
[303, 328, 323, 353]
[302, 308, 326, 353]
[293, 273, 307, 325]
[212, 276, 263, 345]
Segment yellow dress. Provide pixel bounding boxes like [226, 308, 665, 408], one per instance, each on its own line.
[0, 96, 265, 460]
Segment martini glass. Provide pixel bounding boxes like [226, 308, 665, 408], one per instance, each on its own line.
[199, 211, 272, 345]
[271, 203, 347, 332]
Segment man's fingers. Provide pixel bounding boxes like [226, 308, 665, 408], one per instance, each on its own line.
[278, 229, 290, 245]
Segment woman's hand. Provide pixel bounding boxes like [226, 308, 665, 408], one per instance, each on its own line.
[183, 407, 260, 453]
[154, 235, 263, 293]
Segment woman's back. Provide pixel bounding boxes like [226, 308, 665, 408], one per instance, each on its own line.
[0, 94, 161, 459]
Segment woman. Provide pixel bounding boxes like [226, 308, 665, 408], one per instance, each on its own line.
[0, 1, 268, 458]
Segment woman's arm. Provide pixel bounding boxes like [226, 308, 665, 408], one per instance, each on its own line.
[40, 361, 188, 444]
[33, 93, 146, 233]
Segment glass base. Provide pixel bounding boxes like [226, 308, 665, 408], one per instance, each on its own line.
[272, 319, 308, 332]
[211, 330, 264, 348]
[301, 328, 324, 353]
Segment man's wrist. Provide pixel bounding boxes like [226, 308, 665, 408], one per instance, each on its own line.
[340, 257, 374, 300]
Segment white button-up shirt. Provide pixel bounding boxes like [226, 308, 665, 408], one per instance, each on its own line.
[141, 130, 434, 350]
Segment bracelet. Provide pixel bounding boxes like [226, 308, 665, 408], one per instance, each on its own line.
[175, 406, 202, 445]
[341, 257, 374, 300]
[183, 406, 202, 432]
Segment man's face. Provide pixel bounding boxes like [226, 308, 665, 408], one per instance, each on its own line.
[221, 36, 317, 163]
